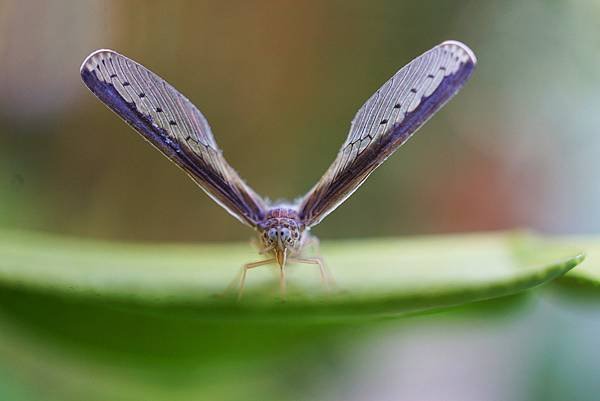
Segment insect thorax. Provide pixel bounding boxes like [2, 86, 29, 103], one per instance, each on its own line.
[257, 208, 305, 252]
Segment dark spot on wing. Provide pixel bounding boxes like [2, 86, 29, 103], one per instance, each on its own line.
[123, 82, 130, 86]
[156, 107, 163, 112]
[380, 119, 388, 124]
[427, 74, 434, 78]
[110, 74, 117, 79]
[440, 66, 446, 71]
[169, 120, 177, 126]
[139, 93, 145, 98]
[394, 103, 401, 109]
[410, 88, 417, 93]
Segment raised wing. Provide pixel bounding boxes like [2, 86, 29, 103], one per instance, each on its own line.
[298, 41, 476, 227]
[80, 49, 266, 227]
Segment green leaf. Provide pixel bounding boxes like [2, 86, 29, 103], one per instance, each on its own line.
[0, 229, 585, 401]
[0, 229, 584, 320]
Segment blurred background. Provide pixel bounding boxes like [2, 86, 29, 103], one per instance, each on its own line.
[2, 0, 599, 243]
[1, 1, 599, 401]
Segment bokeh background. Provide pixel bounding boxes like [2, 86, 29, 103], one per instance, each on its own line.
[1, 1, 599, 401]
[3, 0, 599, 243]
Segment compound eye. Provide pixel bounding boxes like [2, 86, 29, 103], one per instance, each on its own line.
[267, 228, 278, 243]
[280, 227, 291, 242]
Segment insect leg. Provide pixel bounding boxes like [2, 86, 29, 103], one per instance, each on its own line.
[238, 258, 275, 300]
[289, 257, 334, 292]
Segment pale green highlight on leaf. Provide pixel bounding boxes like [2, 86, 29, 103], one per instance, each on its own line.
[556, 236, 600, 289]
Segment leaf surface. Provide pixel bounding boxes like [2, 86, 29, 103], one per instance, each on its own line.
[0, 230, 583, 320]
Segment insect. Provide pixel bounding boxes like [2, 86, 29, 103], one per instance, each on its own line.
[80, 40, 476, 298]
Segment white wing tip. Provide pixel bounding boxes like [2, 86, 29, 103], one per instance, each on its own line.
[80, 49, 118, 73]
[440, 40, 477, 65]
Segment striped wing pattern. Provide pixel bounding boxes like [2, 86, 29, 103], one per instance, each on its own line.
[80, 50, 266, 227]
[298, 41, 476, 227]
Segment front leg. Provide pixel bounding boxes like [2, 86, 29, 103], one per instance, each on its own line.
[288, 256, 334, 292]
[237, 258, 275, 300]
